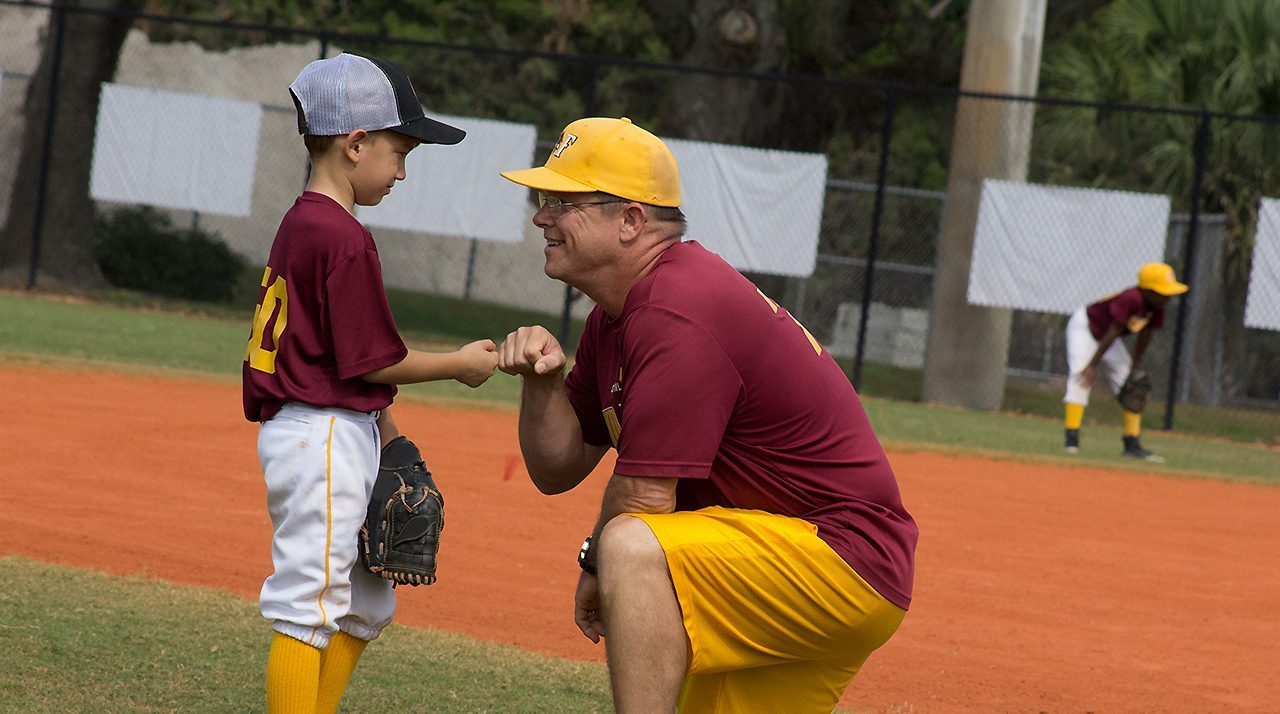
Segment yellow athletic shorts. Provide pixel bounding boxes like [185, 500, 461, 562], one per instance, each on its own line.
[630, 506, 905, 714]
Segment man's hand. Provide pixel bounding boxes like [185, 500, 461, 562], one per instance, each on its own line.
[499, 326, 567, 377]
[574, 571, 605, 644]
[455, 339, 499, 387]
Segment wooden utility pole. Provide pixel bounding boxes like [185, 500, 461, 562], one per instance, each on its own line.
[921, 0, 1047, 409]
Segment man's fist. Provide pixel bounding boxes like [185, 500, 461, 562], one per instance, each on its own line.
[499, 325, 566, 377]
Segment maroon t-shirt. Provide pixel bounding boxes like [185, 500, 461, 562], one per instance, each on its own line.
[242, 192, 408, 422]
[1086, 287, 1164, 340]
[564, 241, 917, 609]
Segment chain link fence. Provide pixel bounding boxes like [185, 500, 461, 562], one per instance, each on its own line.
[1, 2, 1277, 414]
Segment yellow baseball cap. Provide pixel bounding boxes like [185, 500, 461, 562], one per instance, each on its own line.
[500, 117, 681, 207]
[1137, 262, 1188, 296]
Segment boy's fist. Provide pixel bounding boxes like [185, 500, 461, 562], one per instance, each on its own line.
[456, 339, 499, 387]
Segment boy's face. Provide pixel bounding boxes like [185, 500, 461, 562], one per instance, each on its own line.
[1140, 288, 1170, 310]
[349, 130, 420, 206]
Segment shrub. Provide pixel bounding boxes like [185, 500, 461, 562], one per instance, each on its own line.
[95, 206, 248, 303]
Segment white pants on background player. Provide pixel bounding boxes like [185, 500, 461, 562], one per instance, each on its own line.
[258, 403, 395, 647]
[1063, 307, 1132, 405]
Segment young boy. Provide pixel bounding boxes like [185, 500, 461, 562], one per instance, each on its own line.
[242, 52, 499, 712]
[1063, 261, 1188, 462]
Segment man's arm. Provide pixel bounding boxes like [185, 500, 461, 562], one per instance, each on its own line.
[500, 325, 606, 494]
[519, 375, 609, 494]
[572, 473, 678, 643]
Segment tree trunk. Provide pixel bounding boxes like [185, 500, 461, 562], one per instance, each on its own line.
[921, 0, 1047, 410]
[649, 0, 787, 144]
[0, 0, 144, 290]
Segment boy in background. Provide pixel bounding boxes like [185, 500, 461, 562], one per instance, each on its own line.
[242, 52, 498, 712]
[1063, 261, 1188, 462]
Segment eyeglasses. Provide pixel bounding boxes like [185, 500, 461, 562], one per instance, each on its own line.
[538, 192, 625, 217]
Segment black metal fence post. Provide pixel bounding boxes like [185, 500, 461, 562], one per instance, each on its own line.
[852, 90, 896, 390]
[26, 3, 67, 290]
[463, 238, 478, 300]
[1163, 112, 1211, 430]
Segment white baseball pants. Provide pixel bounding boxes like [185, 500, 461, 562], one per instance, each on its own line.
[1063, 308, 1131, 406]
[258, 403, 395, 648]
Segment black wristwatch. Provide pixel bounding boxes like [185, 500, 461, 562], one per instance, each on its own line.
[578, 535, 597, 576]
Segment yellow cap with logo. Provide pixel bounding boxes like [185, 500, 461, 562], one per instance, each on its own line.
[500, 117, 681, 207]
[1137, 262, 1188, 296]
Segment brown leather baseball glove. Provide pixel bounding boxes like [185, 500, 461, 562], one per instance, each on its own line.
[1117, 370, 1152, 413]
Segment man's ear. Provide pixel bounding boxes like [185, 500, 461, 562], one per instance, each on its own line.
[618, 203, 647, 243]
[342, 129, 369, 163]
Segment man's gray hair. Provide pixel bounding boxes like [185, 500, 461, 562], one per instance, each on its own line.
[644, 203, 688, 237]
[601, 192, 687, 237]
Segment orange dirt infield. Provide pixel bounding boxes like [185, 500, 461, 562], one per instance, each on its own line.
[3, 363, 1278, 711]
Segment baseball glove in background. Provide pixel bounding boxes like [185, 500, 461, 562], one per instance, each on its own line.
[1117, 370, 1152, 413]
[360, 436, 444, 586]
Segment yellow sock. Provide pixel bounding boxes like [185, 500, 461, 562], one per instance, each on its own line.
[316, 632, 369, 714]
[1123, 410, 1142, 437]
[267, 631, 320, 713]
[1065, 403, 1085, 430]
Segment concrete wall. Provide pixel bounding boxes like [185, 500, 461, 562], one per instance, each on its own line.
[829, 302, 929, 369]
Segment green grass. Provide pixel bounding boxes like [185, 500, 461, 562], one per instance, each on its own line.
[0, 289, 526, 407]
[0, 556, 610, 713]
[4, 288, 1279, 483]
[863, 396, 1280, 485]
[847, 360, 1280, 448]
[92, 281, 587, 349]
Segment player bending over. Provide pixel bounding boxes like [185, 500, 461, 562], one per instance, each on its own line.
[1062, 262, 1188, 462]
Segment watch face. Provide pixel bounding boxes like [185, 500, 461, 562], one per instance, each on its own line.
[578, 536, 593, 571]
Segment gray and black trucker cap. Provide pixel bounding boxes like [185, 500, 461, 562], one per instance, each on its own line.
[288, 52, 464, 145]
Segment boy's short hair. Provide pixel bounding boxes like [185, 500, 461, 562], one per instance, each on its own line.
[289, 52, 465, 146]
[302, 134, 342, 157]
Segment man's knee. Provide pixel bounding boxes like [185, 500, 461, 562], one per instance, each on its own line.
[597, 515, 668, 578]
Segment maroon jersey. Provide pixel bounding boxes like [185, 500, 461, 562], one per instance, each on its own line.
[564, 241, 917, 609]
[243, 192, 408, 422]
[1086, 287, 1164, 340]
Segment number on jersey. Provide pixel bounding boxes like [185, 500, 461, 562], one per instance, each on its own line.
[756, 288, 822, 356]
[244, 267, 288, 373]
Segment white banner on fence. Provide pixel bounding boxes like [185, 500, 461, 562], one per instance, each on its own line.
[358, 115, 536, 244]
[666, 139, 827, 278]
[967, 180, 1171, 314]
[90, 83, 262, 217]
[1245, 198, 1280, 331]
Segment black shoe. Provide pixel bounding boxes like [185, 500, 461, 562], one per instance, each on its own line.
[1064, 429, 1080, 454]
[1122, 436, 1165, 463]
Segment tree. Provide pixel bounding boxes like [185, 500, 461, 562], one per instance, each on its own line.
[0, 0, 146, 289]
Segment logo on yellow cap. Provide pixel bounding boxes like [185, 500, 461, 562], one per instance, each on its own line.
[552, 133, 578, 158]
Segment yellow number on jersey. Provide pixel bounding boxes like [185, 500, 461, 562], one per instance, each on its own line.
[756, 288, 822, 356]
[244, 267, 288, 374]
